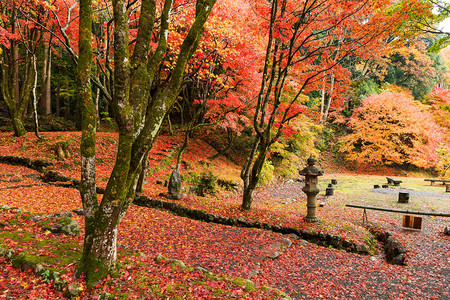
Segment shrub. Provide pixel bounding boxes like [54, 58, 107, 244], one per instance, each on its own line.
[436, 146, 450, 177]
[257, 159, 274, 187]
[186, 171, 218, 196]
[339, 91, 444, 168]
[269, 115, 320, 179]
[27, 115, 77, 132]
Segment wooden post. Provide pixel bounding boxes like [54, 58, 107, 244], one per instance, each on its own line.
[363, 208, 368, 224]
[402, 215, 422, 230]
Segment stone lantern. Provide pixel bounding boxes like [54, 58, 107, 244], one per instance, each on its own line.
[299, 157, 323, 223]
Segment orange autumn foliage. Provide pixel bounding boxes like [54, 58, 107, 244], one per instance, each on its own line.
[426, 87, 450, 134]
[339, 91, 444, 168]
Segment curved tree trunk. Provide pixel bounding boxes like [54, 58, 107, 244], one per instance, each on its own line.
[240, 137, 269, 210]
[0, 13, 32, 137]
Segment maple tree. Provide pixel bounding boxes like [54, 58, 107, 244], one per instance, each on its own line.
[401, 0, 450, 51]
[269, 114, 321, 179]
[339, 89, 445, 168]
[238, 0, 429, 210]
[383, 37, 446, 100]
[426, 86, 450, 131]
[425, 86, 450, 176]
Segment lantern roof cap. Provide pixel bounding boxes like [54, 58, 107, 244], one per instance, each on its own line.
[299, 157, 323, 176]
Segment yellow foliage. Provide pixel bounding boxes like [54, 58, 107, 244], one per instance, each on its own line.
[435, 146, 450, 178]
[270, 115, 321, 178]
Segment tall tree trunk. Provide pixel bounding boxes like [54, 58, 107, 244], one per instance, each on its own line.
[321, 74, 335, 123]
[41, 43, 52, 115]
[8, 16, 27, 137]
[56, 83, 61, 117]
[76, 0, 100, 286]
[32, 55, 41, 139]
[13, 42, 19, 109]
[240, 0, 280, 210]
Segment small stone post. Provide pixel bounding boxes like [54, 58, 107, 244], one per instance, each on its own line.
[299, 157, 323, 223]
[325, 183, 334, 196]
[398, 192, 409, 203]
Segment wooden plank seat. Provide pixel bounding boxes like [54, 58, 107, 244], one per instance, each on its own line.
[386, 177, 402, 186]
[424, 178, 450, 185]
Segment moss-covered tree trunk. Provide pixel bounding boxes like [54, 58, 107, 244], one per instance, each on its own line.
[0, 7, 41, 137]
[76, 0, 217, 286]
[1, 46, 36, 137]
[76, 0, 102, 286]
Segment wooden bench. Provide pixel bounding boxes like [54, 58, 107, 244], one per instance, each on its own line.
[386, 177, 402, 186]
[346, 204, 450, 229]
[424, 178, 450, 186]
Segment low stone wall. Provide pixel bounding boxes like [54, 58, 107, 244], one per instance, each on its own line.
[384, 236, 408, 265]
[0, 156, 54, 172]
[367, 225, 408, 265]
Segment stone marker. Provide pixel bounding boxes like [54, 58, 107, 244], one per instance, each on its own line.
[325, 183, 334, 196]
[444, 226, 450, 236]
[167, 168, 182, 200]
[398, 192, 409, 203]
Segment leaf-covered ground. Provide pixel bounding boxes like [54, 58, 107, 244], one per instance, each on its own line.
[0, 132, 449, 299]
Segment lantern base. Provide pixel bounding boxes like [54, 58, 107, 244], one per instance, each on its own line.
[303, 216, 321, 223]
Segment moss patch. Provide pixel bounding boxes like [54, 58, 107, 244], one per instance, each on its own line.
[0, 230, 34, 242]
[7, 218, 20, 225]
